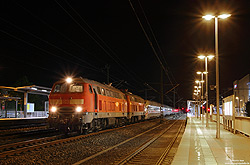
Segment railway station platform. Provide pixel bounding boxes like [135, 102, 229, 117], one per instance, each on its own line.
[172, 117, 250, 165]
[0, 117, 47, 129]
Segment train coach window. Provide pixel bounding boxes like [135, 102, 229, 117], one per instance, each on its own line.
[69, 84, 83, 92]
[89, 85, 93, 93]
[109, 91, 113, 97]
[101, 88, 106, 95]
[97, 87, 101, 94]
[106, 90, 110, 96]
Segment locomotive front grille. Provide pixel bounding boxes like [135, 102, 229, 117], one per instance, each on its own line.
[58, 107, 74, 115]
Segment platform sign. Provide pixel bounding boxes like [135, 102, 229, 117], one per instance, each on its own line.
[223, 95, 233, 116]
[27, 103, 35, 112]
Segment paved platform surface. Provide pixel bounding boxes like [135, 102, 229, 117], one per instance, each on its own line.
[0, 117, 47, 120]
[172, 117, 250, 165]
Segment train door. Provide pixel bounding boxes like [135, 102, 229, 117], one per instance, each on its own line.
[93, 88, 98, 112]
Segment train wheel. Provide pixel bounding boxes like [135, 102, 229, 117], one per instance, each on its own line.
[114, 118, 119, 128]
[101, 118, 107, 130]
[77, 124, 84, 134]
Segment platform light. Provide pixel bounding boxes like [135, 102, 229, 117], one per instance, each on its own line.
[218, 14, 231, 19]
[76, 106, 82, 112]
[66, 77, 73, 83]
[208, 55, 215, 59]
[202, 15, 215, 20]
[51, 106, 57, 112]
[198, 55, 205, 59]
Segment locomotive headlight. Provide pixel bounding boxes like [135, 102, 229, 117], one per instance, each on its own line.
[51, 106, 57, 112]
[66, 77, 73, 83]
[76, 106, 82, 112]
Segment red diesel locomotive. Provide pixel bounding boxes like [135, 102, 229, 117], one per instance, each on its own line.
[48, 77, 146, 133]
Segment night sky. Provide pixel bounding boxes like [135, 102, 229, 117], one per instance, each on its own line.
[1, 0, 250, 107]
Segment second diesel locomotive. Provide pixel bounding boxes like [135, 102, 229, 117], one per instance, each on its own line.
[48, 77, 172, 133]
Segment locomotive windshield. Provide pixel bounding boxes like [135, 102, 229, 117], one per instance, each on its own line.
[53, 83, 83, 93]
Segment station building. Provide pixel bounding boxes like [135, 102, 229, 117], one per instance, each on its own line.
[233, 74, 250, 116]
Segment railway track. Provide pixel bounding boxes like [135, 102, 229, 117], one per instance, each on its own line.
[116, 120, 185, 165]
[72, 118, 185, 165]
[0, 119, 155, 159]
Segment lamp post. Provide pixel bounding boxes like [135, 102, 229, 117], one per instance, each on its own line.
[203, 14, 231, 138]
[198, 55, 214, 127]
[195, 80, 202, 120]
[197, 72, 206, 124]
[194, 87, 200, 118]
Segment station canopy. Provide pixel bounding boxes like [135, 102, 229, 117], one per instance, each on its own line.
[0, 85, 51, 96]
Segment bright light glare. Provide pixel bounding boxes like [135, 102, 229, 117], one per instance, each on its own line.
[76, 106, 82, 112]
[201, 80, 205, 83]
[218, 14, 231, 19]
[194, 86, 197, 88]
[197, 71, 202, 74]
[202, 15, 215, 20]
[198, 55, 205, 59]
[66, 77, 73, 83]
[208, 55, 215, 59]
[198, 86, 201, 88]
[236, 97, 239, 100]
[51, 106, 57, 112]
[195, 80, 200, 83]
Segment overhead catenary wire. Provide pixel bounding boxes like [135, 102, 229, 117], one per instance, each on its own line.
[0, 17, 100, 72]
[15, 2, 131, 85]
[64, 0, 144, 82]
[54, 0, 145, 88]
[129, 0, 182, 102]
[137, 0, 175, 87]
[1, 1, 143, 94]
[0, 29, 99, 72]
[13, 1, 108, 65]
[128, 0, 169, 79]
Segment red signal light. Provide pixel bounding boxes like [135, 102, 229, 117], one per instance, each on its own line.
[207, 108, 210, 112]
[202, 106, 205, 109]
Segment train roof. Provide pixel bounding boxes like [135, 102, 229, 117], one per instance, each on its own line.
[54, 77, 123, 94]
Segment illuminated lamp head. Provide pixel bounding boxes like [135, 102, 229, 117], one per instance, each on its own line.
[66, 77, 73, 83]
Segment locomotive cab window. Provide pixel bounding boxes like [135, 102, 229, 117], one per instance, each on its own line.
[69, 84, 83, 92]
[53, 83, 67, 93]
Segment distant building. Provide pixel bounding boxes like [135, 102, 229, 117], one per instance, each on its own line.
[233, 74, 250, 116]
